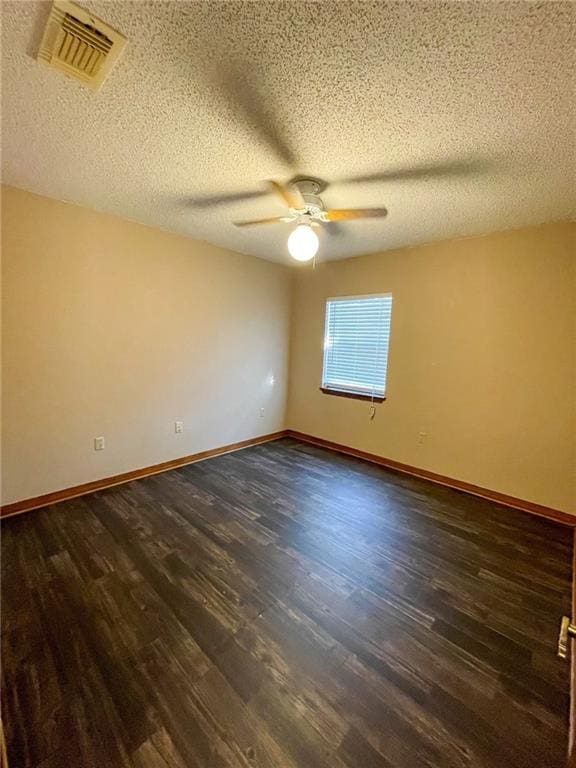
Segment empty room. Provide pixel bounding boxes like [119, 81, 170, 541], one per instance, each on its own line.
[1, 1, 575, 767]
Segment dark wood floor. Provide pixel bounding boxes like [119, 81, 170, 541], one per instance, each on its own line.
[2, 437, 572, 768]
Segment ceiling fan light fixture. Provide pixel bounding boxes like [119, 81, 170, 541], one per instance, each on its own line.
[287, 223, 319, 262]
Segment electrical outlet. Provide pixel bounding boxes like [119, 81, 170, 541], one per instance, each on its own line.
[259, 408, 265, 418]
[418, 431, 427, 445]
[94, 436, 105, 451]
[175, 421, 184, 434]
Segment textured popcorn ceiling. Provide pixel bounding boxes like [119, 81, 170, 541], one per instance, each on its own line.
[2, 1, 575, 263]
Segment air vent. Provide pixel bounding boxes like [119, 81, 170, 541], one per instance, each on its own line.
[38, 1, 127, 90]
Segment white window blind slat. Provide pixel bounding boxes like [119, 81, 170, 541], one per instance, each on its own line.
[322, 294, 392, 398]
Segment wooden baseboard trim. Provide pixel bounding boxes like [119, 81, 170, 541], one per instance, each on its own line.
[286, 430, 575, 527]
[0, 431, 289, 519]
[3, 428, 573, 528]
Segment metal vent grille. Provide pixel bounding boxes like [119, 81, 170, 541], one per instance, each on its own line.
[38, 1, 126, 90]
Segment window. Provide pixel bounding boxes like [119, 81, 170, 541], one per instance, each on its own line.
[321, 294, 392, 401]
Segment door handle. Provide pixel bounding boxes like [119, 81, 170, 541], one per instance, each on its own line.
[558, 616, 576, 659]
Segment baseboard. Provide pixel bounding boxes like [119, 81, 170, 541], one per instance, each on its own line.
[0, 430, 289, 519]
[286, 430, 575, 527]
[3, 428, 573, 527]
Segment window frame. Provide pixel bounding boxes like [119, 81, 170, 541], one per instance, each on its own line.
[320, 293, 392, 402]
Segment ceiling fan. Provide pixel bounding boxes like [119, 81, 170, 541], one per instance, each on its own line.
[187, 60, 494, 263]
[233, 178, 388, 262]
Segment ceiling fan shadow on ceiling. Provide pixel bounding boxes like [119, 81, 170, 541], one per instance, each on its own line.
[187, 59, 494, 262]
[187, 155, 493, 214]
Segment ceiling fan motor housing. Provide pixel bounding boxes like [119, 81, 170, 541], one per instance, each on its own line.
[291, 179, 326, 222]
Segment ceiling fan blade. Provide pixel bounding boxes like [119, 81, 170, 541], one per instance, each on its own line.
[233, 216, 288, 228]
[324, 208, 388, 222]
[188, 190, 267, 209]
[218, 61, 297, 167]
[267, 180, 305, 210]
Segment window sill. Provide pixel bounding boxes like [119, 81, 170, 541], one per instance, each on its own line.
[319, 387, 386, 403]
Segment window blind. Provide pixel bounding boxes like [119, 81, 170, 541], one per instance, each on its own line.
[322, 294, 393, 398]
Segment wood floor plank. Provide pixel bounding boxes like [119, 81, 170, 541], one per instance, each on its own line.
[1, 437, 571, 767]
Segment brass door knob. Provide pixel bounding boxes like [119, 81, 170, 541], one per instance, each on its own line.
[557, 616, 576, 659]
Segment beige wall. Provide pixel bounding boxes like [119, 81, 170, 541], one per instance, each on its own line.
[2, 186, 574, 514]
[1, 186, 292, 505]
[288, 223, 576, 513]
